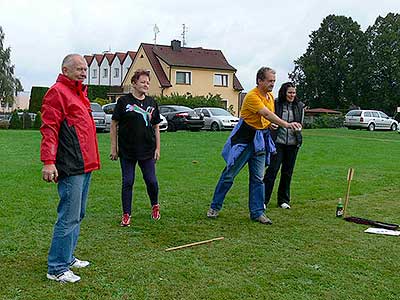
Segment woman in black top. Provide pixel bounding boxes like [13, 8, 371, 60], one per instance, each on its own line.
[110, 69, 162, 226]
[263, 82, 304, 209]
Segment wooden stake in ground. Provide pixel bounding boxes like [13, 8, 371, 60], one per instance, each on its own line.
[343, 168, 354, 217]
[165, 237, 224, 252]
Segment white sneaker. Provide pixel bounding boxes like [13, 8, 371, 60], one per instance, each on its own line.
[280, 203, 291, 209]
[47, 270, 81, 283]
[70, 258, 90, 268]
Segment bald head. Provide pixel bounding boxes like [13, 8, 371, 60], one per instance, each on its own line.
[61, 54, 87, 82]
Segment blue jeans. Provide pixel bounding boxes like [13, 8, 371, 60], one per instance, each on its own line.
[210, 143, 266, 219]
[47, 172, 92, 275]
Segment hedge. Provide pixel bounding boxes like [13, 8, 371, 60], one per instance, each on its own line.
[303, 114, 344, 129]
[154, 93, 224, 109]
[87, 85, 112, 101]
[29, 87, 49, 113]
[29, 85, 112, 113]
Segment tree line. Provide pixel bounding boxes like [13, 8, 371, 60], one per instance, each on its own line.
[290, 13, 400, 115]
[2, 14, 400, 115]
[0, 26, 23, 108]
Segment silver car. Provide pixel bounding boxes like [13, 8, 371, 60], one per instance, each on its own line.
[102, 102, 168, 132]
[90, 103, 107, 132]
[194, 107, 239, 131]
[102, 102, 116, 132]
[344, 109, 398, 131]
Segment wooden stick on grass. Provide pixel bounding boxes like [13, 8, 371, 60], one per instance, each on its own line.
[343, 168, 354, 217]
[165, 237, 224, 252]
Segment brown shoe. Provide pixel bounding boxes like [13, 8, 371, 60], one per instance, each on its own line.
[254, 214, 272, 225]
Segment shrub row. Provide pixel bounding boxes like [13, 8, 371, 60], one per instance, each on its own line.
[29, 85, 112, 114]
[154, 93, 224, 109]
[5, 111, 42, 130]
[303, 115, 344, 129]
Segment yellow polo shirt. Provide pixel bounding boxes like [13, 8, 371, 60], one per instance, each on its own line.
[240, 87, 274, 129]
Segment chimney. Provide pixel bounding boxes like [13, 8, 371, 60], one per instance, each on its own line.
[171, 40, 182, 51]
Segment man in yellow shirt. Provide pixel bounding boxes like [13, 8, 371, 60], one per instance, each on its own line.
[207, 67, 301, 224]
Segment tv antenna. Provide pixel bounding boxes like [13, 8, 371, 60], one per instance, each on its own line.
[181, 24, 188, 47]
[153, 24, 160, 45]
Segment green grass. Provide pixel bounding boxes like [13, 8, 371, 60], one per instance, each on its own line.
[1, 128, 400, 300]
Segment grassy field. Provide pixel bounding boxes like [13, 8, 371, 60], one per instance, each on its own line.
[1, 128, 400, 300]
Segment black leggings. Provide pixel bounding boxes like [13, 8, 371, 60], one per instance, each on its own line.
[263, 144, 299, 207]
[120, 157, 159, 214]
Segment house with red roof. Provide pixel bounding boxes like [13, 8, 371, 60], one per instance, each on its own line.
[122, 40, 243, 114]
[83, 51, 136, 86]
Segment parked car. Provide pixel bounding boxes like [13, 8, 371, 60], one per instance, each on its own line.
[159, 105, 204, 132]
[344, 110, 398, 131]
[102, 102, 168, 132]
[90, 102, 107, 132]
[159, 114, 168, 132]
[194, 107, 239, 131]
[102, 102, 116, 132]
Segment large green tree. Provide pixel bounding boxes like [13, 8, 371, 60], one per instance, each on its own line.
[0, 26, 23, 107]
[360, 13, 400, 114]
[289, 15, 364, 109]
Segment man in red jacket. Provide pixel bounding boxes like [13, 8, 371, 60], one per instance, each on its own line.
[40, 54, 100, 283]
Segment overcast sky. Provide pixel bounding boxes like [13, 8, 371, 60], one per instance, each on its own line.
[1, 0, 399, 95]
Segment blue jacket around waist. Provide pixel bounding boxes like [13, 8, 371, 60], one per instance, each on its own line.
[221, 118, 276, 170]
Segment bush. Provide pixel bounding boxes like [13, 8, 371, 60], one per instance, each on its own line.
[154, 93, 224, 108]
[0, 120, 9, 129]
[304, 114, 344, 129]
[33, 111, 42, 129]
[92, 98, 108, 107]
[21, 112, 32, 129]
[9, 111, 22, 129]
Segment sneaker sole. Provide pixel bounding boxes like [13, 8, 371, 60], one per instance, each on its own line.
[46, 273, 81, 283]
[207, 215, 218, 218]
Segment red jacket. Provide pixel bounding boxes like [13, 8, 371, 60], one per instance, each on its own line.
[40, 74, 100, 178]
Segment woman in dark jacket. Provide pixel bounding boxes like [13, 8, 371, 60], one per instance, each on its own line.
[263, 82, 304, 209]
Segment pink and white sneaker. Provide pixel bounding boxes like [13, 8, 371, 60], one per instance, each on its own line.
[151, 204, 160, 220]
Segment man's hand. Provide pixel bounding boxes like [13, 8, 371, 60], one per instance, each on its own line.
[269, 123, 279, 130]
[42, 164, 58, 183]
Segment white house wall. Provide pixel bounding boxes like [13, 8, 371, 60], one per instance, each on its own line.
[110, 58, 122, 86]
[122, 56, 132, 84]
[83, 64, 89, 85]
[89, 59, 100, 85]
[99, 59, 111, 85]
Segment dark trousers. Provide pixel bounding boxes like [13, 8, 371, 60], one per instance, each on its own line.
[263, 144, 299, 207]
[120, 157, 159, 214]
